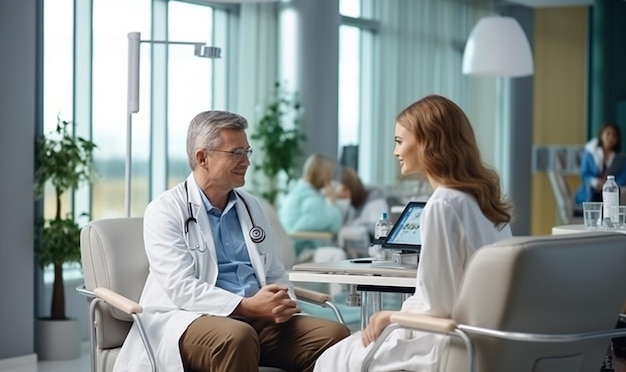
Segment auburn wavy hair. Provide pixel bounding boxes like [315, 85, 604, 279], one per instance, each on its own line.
[396, 94, 512, 227]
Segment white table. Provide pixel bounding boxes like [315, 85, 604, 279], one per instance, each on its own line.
[289, 260, 416, 329]
[552, 224, 626, 235]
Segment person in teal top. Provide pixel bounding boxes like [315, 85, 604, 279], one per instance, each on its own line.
[279, 154, 344, 257]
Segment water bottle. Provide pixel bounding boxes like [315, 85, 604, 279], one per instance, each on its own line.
[370, 212, 392, 260]
[603, 175, 619, 227]
[374, 212, 392, 241]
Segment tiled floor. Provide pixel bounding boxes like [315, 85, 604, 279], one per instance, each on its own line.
[4, 342, 626, 371]
[1, 343, 89, 372]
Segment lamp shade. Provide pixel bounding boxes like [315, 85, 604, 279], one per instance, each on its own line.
[462, 16, 534, 77]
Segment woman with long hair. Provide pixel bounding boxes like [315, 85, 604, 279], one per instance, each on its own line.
[575, 122, 626, 204]
[338, 166, 389, 240]
[279, 154, 345, 261]
[314, 94, 513, 372]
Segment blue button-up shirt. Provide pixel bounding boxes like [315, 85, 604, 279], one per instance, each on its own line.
[200, 189, 260, 297]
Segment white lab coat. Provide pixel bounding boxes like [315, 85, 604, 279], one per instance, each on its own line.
[314, 187, 512, 372]
[114, 174, 294, 372]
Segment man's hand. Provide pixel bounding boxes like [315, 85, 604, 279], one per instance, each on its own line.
[234, 284, 300, 323]
[361, 310, 394, 347]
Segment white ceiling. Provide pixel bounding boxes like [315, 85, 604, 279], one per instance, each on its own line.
[505, 0, 593, 7]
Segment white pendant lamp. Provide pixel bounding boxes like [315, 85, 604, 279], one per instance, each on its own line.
[462, 16, 534, 77]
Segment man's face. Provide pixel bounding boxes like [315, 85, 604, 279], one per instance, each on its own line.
[204, 128, 251, 191]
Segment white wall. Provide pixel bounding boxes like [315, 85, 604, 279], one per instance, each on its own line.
[0, 0, 38, 360]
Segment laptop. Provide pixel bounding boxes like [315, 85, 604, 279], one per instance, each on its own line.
[370, 201, 426, 270]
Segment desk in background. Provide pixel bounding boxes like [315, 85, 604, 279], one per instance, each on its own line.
[552, 224, 626, 235]
[290, 260, 416, 329]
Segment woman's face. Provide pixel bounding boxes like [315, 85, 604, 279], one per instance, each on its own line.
[601, 127, 618, 151]
[393, 123, 420, 175]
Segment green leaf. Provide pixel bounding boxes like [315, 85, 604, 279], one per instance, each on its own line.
[33, 116, 97, 320]
[250, 82, 306, 206]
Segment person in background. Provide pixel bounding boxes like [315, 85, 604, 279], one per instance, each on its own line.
[113, 111, 350, 372]
[575, 122, 626, 204]
[279, 154, 345, 261]
[313, 94, 513, 372]
[337, 166, 390, 240]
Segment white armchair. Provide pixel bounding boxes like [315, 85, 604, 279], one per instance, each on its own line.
[77, 217, 344, 372]
[363, 232, 626, 372]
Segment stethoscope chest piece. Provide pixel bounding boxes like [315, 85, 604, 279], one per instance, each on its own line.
[249, 225, 266, 243]
[184, 181, 266, 245]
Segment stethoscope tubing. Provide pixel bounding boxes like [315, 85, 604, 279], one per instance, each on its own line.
[183, 181, 266, 252]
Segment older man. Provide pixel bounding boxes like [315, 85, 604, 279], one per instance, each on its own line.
[114, 110, 350, 372]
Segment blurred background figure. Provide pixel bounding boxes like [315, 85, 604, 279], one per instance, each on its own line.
[337, 167, 389, 242]
[279, 154, 345, 263]
[575, 122, 626, 204]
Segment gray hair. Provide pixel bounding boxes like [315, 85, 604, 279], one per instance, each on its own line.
[186, 110, 249, 169]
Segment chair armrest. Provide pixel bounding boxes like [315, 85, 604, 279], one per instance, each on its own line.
[363, 314, 461, 372]
[93, 287, 143, 315]
[390, 312, 457, 333]
[294, 286, 345, 325]
[294, 286, 332, 303]
[290, 231, 334, 241]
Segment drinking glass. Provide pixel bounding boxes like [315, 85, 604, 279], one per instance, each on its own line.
[583, 202, 603, 230]
[618, 206, 626, 229]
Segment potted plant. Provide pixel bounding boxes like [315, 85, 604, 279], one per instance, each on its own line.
[250, 82, 306, 206]
[34, 117, 96, 360]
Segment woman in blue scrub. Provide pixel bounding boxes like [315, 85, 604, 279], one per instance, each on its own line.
[575, 122, 626, 204]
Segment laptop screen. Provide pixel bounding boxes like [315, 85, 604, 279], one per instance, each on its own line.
[382, 201, 426, 252]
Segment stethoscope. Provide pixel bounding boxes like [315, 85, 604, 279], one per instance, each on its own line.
[183, 181, 266, 251]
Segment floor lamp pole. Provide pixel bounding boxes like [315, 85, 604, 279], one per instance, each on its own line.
[125, 112, 134, 217]
[125, 32, 140, 217]
[124, 32, 220, 217]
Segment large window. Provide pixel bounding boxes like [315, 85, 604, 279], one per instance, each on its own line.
[42, 0, 73, 221]
[42, 0, 75, 283]
[92, 0, 152, 218]
[43, 0, 227, 220]
[338, 0, 376, 181]
[338, 25, 361, 150]
[41, 0, 229, 282]
[167, 2, 215, 188]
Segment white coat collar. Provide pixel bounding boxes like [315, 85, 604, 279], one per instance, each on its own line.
[183, 174, 267, 285]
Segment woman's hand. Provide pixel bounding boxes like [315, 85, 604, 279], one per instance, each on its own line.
[322, 181, 339, 203]
[361, 310, 394, 347]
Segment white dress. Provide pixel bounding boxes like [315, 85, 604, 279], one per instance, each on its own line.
[313, 187, 512, 372]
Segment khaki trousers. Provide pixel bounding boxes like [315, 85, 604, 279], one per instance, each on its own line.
[179, 314, 350, 372]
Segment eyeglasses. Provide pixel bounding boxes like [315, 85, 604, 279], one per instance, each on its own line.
[208, 147, 253, 161]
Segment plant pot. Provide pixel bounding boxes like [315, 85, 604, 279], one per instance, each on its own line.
[35, 318, 81, 360]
